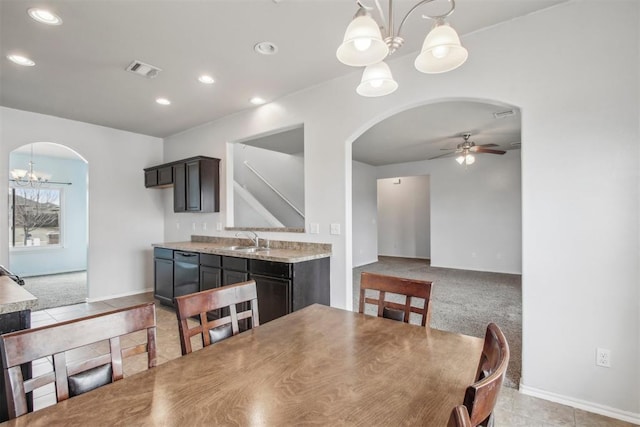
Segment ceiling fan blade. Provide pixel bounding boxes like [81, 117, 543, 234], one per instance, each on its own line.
[477, 143, 499, 148]
[428, 151, 456, 160]
[471, 147, 506, 155]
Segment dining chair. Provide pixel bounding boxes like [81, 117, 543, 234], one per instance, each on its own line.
[463, 322, 510, 427]
[358, 272, 433, 326]
[448, 405, 472, 427]
[0, 302, 157, 419]
[174, 280, 260, 355]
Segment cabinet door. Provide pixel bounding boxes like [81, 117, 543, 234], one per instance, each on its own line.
[200, 266, 222, 319]
[252, 274, 291, 324]
[173, 163, 186, 212]
[144, 170, 158, 188]
[186, 160, 201, 211]
[154, 258, 173, 302]
[158, 166, 173, 186]
[200, 266, 221, 291]
[222, 270, 248, 286]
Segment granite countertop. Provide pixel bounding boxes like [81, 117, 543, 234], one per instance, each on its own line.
[0, 275, 38, 314]
[154, 237, 331, 263]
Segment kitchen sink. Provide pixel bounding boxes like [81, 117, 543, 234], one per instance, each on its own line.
[219, 246, 269, 253]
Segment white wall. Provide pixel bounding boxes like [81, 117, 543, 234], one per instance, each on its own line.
[0, 107, 165, 300]
[161, 1, 639, 419]
[377, 175, 431, 260]
[377, 150, 522, 273]
[352, 160, 378, 267]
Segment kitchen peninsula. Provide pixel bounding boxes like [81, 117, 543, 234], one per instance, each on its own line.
[152, 236, 331, 324]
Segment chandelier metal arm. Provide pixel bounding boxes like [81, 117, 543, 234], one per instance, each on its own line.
[396, 0, 455, 40]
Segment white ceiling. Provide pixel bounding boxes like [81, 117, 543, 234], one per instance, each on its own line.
[1, 0, 563, 164]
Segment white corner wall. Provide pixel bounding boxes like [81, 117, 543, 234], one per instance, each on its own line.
[0, 107, 165, 300]
[162, 1, 639, 419]
[352, 160, 378, 267]
[377, 175, 431, 260]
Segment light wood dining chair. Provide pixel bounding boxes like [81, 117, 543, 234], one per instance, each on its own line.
[0, 302, 157, 419]
[359, 272, 433, 326]
[448, 405, 472, 427]
[463, 322, 510, 427]
[174, 280, 260, 355]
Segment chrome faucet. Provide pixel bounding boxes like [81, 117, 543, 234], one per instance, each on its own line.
[236, 231, 259, 247]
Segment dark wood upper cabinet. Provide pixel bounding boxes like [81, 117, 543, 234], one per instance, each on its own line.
[145, 156, 220, 213]
[144, 165, 173, 188]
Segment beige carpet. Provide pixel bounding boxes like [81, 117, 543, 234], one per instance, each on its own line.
[22, 271, 87, 310]
[354, 256, 522, 389]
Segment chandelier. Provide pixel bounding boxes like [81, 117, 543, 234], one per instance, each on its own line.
[10, 144, 51, 187]
[336, 0, 467, 97]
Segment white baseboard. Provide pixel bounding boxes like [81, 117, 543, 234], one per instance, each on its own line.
[519, 382, 640, 425]
[87, 287, 154, 303]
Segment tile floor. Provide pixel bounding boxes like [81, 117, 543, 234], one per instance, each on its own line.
[28, 293, 634, 426]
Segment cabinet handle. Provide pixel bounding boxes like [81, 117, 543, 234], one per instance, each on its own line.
[178, 253, 197, 257]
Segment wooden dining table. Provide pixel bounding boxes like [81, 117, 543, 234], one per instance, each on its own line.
[2, 304, 483, 426]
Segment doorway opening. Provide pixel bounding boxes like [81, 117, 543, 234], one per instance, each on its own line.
[8, 142, 88, 310]
[350, 98, 522, 388]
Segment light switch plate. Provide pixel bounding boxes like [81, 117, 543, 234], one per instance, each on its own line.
[330, 223, 340, 235]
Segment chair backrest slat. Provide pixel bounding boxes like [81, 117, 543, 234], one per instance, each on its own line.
[448, 405, 472, 427]
[0, 302, 157, 419]
[174, 280, 260, 356]
[359, 272, 433, 327]
[463, 323, 510, 427]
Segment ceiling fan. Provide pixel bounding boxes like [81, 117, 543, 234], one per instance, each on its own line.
[429, 133, 506, 165]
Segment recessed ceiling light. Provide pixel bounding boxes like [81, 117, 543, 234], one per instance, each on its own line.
[249, 97, 266, 105]
[156, 98, 171, 106]
[254, 42, 278, 55]
[27, 8, 62, 25]
[198, 75, 215, 84]
[7, 54, 35, 66]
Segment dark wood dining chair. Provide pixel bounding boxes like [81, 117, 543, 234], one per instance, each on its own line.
[448, 405, 472, 427]
[359, 272, 433, 326]
[463, 322, 510, 427]
[174, 280, 260, 355]
[0, 302, 157, 419]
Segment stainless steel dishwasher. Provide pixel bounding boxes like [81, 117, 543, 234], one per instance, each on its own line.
[173, 251, 200, 299]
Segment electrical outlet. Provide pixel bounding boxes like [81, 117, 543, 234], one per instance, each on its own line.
[596, 348, 611, 368]
[202, 222, 207, 230]
[176, 222, 180, 230]
[216, 222, 222, 231]
[310, 223, 320, 234]
[192, 222, 196, 231]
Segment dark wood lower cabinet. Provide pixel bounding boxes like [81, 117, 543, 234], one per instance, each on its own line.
[252, 275, 291, 324]
[153, 249, 330, 326]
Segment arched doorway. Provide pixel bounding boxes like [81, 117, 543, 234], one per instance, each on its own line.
[348, 98, 522, 388]
[8, 142, 89, 310]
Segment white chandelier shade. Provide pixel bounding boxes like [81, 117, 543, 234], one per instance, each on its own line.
[336, 0, 468, 97]
[414, 22, 468, 74]
[336, 14, 389, 67]
[356, 61, 398, 97]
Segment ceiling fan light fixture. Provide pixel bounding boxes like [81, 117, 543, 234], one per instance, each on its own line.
[455, 155, 465, 165]
[356, 62, 398, 97]
[414, 21, 468, 74]
[465, 153, 475, 165]
[336, 10, 389, 67]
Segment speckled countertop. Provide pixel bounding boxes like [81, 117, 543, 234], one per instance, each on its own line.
[154, 236, 331, 263]
[0, 275, 37, 314]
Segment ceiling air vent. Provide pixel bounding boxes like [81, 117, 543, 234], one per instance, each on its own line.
[125, 60, 162, 79]
[492, 109, 516, 119]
